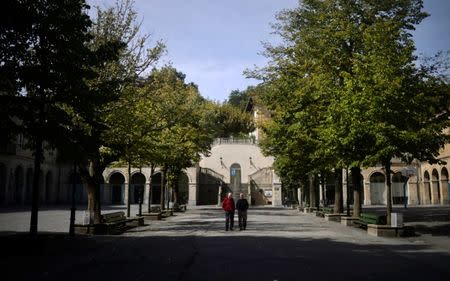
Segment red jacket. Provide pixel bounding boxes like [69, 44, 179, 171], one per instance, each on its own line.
[222, 197, 235, 212]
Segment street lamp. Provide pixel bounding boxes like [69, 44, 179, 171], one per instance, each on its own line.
[69, 162, 77, 237]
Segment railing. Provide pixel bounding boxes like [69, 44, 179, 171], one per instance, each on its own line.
[213, 137, 258, 146]
[200, 168, 224, 180]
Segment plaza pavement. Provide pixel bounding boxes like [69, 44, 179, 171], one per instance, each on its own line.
[0, 205, 449, 281]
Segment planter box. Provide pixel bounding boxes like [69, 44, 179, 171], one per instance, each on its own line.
[340, 216, 359, 226]
[74, 224, 96, 235]
[324, 213, 344, 222]
[129, 216, 145, 226]
[367, 224, 401, 237]
[304, 207, 317, 213]
[367, 224, 415, 237]
[162, 209, 173, 217]
[141, 212, 162, 220]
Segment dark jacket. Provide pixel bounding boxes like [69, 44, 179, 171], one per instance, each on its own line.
[222, 197, 235, 212]
[236, 198, 249, 212]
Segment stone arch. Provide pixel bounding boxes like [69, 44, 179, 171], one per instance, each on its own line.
[25, 168, 33, 203]
[38, 170, 44, 203]
[14, 165, 24, 204]
[369, 172, 385, 205]
[324, 172, 336, 205]
[0, 163, 6, 204]
[348, 170, 364, 205]
[110, 172, 125, 204]
[432, 169, 440, 204]
[441, 167, 449, 180]
[177, 172, 189, 205]
[67, 169, 83, 203]
[198, 168, 223, 205]
[105, 170, 123, 183]
[131, 172, 146, 204]
[441, 167, 449, 205]
[45, 171, 53, 203]
[423, 171, 431, 204]
[150, 172, 162, 204]
[392, 172, 405, 205]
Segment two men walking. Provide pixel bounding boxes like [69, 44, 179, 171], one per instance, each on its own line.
[221, 192, 249, 231]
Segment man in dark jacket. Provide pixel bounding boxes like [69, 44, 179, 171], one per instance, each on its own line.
[236, 193, 249, 230]
[222, 192, 235, 231]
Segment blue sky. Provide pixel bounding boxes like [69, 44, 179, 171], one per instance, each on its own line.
[90, 0, 450, 102]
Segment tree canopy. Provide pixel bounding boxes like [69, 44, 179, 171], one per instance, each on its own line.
[249, 0, 450, 216]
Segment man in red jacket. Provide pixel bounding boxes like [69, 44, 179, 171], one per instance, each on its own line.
[222, 192, 235, 231]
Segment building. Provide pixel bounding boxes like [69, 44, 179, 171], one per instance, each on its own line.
[1, 100, 449, 207]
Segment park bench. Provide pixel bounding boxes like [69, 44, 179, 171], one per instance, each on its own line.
[316, 206, 333, 218]
[173, 204, 187, 212]
[355, 213, 386, 229]
[98, 211, 144, 234]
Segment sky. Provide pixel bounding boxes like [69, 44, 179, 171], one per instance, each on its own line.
[89, 0, 450, 102]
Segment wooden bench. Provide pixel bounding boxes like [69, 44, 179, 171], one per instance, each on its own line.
[98, 211, 144, 234]
[355, 213, 386, 229]
[316, 206, 333, 218]
[173, 204, 187, 212]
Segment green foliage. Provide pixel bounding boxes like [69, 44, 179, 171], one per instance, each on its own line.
[1, 0, 94, 150]
[227, 88, 250, 110]
[206, 102, 255, 138]
[251, 0, 450, 191]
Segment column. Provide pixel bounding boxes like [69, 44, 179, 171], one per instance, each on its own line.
[364, 181, 371, 205]
[188, 182, 198, 206]
[144, 181, 150, 205]
[124, 181, 129, 205]
[440, 179, 448, 205]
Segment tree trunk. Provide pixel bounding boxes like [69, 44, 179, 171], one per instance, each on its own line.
[351, 166, 362, 218]
[30, 134, 43, 236]
[309, 174, 316, 208]
[320, 173, 325, 207]
[346, 168, 350, 216]
[297, 186, 302, 208]
[69, 161, 77, 237]
[78, 160, 102, 224]
[172, 171, 180, 205]
[334, 168, 343, 214]
[160, 166, 166, 210]
[303, 180, 309, 207]
[127, 161, 131, 217]
[385, 160, 392, 225]
[147, 164, 154, 213]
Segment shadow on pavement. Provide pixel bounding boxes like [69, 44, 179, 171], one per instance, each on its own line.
[0, 232, 449, 281]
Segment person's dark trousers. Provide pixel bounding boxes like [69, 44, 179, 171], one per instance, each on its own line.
[225, 211, 234, 230]
[238, 210, 247, 230]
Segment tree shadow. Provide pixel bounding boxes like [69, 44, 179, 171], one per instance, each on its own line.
[0, 231, 449, 281]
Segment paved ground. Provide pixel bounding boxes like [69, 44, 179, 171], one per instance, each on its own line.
[0, 205, 449, 281]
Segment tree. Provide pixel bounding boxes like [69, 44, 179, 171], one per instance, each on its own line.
[351, 6, 450, 223]
[138, 67, 215, 208]
[227, 88, 250, 111]
[207, 102, 255, 138]
[1, 0, 95, 236]
[72, 0, 165, 224]
[103, 83, 155, 217]
[255, 77, 325, 209]
[249, 0, 450, 222]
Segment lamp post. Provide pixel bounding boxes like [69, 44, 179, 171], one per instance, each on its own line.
[402, 177, 409, 209]
[400, 166, 416, 209]
[346, 168, 350, 216]
[69, 162, 77, 237]
[138, 185, 143, 216]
